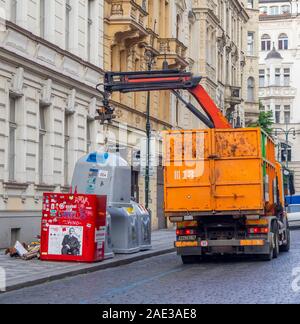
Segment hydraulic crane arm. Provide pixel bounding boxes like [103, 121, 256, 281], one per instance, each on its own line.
[99, 70, 231, 129]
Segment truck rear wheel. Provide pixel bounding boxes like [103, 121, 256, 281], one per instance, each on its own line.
[260, 222, 278, 261]
[272, 222, 280, 259]
[181, 256, 199, 264]
[280, 227, 290, 252]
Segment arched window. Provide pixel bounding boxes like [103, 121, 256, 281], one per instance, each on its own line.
[278, 33, 288, 50]
[247, 77, 255, 102]
[261, 34, 271, 51]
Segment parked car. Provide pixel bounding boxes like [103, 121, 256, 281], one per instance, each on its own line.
[287, 204, 300, 228]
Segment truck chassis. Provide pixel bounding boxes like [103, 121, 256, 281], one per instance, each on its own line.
[171, 215, 290, 263]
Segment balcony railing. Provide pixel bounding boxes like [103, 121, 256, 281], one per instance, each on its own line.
[110, 0, 148, 30]
[225, 85, 242, 105]
[259, 86, 297, 98]
[158, 38, 187, 59]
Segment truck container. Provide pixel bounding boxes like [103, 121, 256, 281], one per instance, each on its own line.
[163, 128, 291, 263]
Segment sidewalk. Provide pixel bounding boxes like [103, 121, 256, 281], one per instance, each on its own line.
[0, 230, 175, 293]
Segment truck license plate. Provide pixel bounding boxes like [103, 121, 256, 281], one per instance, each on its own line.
[178, 235, 197, 241]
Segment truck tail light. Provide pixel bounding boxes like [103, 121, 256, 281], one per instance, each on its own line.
[248, 227, 269, 234]
[176, 229, 196, 236]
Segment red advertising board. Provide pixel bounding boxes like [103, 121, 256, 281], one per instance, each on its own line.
[40, 193, 107, 263]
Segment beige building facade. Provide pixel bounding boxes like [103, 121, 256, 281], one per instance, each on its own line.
[0, 0, 106, 248]
[104, 0, 195, 230]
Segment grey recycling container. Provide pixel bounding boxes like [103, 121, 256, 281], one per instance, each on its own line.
[108, 206, 140, 254]
[72, 152, 140, 254]
[132, 202, 152, 251]
[71, 151, 131, 207]
[104, 213, 114, 259]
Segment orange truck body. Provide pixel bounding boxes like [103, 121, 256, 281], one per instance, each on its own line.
[163, 128, 284, 217]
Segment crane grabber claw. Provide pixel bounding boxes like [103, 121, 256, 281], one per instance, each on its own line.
[95, 83, 116, 124]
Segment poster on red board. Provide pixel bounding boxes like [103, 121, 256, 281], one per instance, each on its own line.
[48, 225, 83, 256]
[40, 193, 107, 263]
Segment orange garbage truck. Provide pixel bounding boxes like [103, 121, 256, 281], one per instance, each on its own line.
[101, 70, 292, 263]
[164, 128, 291, 263]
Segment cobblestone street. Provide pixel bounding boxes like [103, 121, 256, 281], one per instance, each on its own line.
[1, 231, 300, 304]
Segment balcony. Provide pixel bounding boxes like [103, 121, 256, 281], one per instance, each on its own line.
[157, 38, 188, 69]
[225, 86, 242, 105]
[107, 0, 148, 43]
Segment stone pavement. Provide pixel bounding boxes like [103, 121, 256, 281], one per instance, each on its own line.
[0, 229, 175, 293]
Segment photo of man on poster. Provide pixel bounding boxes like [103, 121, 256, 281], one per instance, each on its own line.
[61, 228, 81, 256]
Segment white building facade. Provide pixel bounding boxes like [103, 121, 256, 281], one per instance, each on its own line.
[259, 0, 300, 192]
[0, 0, 105, 248]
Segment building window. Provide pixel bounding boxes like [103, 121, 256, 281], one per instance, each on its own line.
[39, 104, 46, 184]
[86, 119, 92, 153]
[247, 32, 254, 56]
[270, 6, 279, 16]
[87, 0, 94, 62]
[275, 68, 281, 86]
[247, 77, 255, 102]
[275, 105, 281, 123]
[281, 144, 292, 162]
[260, 6, 268, 15]
[261, 34, 271, 51]
[131, 170, 139, 203]
[284, 68, 290, 86]
[65, 0, 72, 50]
[284, 105, 291, 124]
[259, 69, 265, 87]
[266, 68, 270, 86]
[247, 0, 253, 9]
[176, 14, 181, 40]
[281, 5, 291, 14]
[40, 0, 46, 38]
[206, 28, 211, 64]
[278, 34, 288, 50]
[10, 0, 17, 23]
[226, 59, 230, 84]
[8, 96, 17, 181]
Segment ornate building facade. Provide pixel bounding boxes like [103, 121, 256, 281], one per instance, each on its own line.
[191, 0, 260, 127]
[104, 0, 195, 230]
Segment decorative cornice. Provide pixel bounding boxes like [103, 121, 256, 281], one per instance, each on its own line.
[5, 21, 105, 74]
